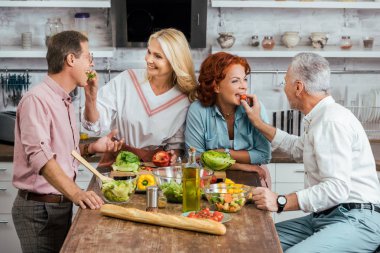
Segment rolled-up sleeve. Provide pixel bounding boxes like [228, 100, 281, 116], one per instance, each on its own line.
[19, 96, 55, 173]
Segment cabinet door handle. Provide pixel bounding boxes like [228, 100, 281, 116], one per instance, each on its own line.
[0, 188, 7, 191]
[0, 220, 9, 224]
[294, 170, 304, 173]
[0, 168, 7, 172]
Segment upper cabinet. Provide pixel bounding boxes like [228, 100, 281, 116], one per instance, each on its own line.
[0, 0, 113, 58]
[211, 1, 380, 9]
[0, 1, 110, 8]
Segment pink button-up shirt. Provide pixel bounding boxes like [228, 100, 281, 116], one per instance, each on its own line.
[13, 76, 80, 195]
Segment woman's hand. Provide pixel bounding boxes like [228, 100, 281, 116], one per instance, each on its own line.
[90, 129, 124, 154]
[230, 163, 267, 181]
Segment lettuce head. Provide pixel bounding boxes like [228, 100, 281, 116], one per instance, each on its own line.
[201, 150, 236, 171]
[112, 151, 140, 172]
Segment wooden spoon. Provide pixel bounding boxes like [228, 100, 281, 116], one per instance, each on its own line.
[71, 150, 113, 183]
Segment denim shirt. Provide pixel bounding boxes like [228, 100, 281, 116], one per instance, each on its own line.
[185, 100, 271, 164]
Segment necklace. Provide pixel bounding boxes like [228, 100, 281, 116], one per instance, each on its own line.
[217, 106, 234, 118]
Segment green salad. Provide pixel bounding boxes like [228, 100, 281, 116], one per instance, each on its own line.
[159, 181, 183, 203]
[101, 180, 135, 203]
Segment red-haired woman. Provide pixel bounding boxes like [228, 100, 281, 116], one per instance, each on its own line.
[185, 52, 271, 187]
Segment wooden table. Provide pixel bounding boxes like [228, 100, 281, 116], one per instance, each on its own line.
[61, 170, 282, 253]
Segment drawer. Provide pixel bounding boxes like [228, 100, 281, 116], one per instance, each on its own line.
[276, 182, 304, 194]
[76, 164, 96, 182]
[0, 213, 22, 253]
[0, 182, 18, 213]
[274, 210, 308, 223]
[275, 163, 304, 183]
[77, 181, 90, 191]
[0, 162, 13, 182]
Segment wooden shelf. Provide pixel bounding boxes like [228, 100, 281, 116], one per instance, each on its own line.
[0, 1, 110, 8]
[211, 0, 380, 9]
[211, 45, 380, 58]
[0, 46, 114, 58]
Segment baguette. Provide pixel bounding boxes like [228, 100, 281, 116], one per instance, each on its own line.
[100, 204, 226, 235]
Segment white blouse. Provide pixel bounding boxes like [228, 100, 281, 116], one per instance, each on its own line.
[82, 69, 190, 150]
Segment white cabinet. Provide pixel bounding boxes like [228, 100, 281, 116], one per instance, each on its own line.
[0, 161, 95, 251]
[0, 214, 22, 253]
[0, 162, 21, 253]
[269, 163, 308, 223]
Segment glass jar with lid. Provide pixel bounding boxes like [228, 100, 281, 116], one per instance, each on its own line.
[251, 35, 260, 47]
[262, 36, 275, 50]
[45, 18, 55, 46]
[340, 36, 352, 50]
[74, 12, 90, 37]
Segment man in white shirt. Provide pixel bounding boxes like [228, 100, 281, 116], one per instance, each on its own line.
[243, 52, 380, 252]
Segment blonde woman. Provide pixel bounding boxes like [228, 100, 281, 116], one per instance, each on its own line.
[83, 28, 197, 163]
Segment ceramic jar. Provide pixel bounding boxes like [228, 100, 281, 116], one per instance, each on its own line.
[217, 32, 236, 49]
[309, 32, 328, 49]
[282, 31, 300, 48]
[262, 36, 275, 50]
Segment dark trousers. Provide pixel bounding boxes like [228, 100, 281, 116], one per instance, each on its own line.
[12, 195, 73, 253]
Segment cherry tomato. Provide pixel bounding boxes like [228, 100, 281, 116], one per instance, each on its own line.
[240, 94, 247, 100]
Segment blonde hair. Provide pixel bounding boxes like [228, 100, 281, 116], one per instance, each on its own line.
[147, 28, 197, 101]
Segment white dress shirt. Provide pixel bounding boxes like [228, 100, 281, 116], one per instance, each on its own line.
[82, 69, 190, 150]
[272, 96, 380, 213]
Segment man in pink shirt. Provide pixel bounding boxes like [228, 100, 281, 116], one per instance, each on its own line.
[12, 31, 123, 253]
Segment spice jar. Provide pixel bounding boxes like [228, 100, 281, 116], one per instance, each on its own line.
[340, 36, 352, 50]
[251, 35, 260, 47]
[158, 190, 167, 209]
[146, 186, 158, 213]
[262, 36, 275, 50]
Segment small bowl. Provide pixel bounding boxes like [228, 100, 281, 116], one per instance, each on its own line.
[152, 166, 215, 203]
[204, 183, 251, 213]
[97, 173, 137, 204]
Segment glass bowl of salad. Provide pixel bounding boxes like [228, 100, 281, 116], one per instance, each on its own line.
[204, 183, 251, 213]
[97, 173, 137, 204]
[152, 167, 215, 203]
[152, 166, 183, 203]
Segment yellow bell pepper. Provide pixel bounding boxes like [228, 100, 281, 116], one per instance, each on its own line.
[137, 174, 155, 191]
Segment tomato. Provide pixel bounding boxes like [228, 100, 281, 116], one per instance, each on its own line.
[188, 212, 196, 218]
[240, 94, 247, 100]
[152, 151, 171, 167]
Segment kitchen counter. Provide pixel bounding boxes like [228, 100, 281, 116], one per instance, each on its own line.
[1, 141, 380, 171]
[60, 169, 282, 253]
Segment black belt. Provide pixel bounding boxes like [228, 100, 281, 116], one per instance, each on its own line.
[18, 190, 71, 203]
[315, 203, 380, 217]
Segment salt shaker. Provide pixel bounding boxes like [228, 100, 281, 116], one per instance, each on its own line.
[146, 186, 158, 212]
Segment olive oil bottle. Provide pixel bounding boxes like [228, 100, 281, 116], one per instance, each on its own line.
[182, 147, 201, 212]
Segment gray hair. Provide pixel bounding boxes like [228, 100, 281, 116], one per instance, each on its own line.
[289, 53, 331, 95]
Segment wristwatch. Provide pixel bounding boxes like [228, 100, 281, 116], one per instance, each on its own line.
[277, 195, 287, 213]
[224, 148, 231, 156]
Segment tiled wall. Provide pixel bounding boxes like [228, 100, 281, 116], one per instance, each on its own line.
[1, 3, 380, 122]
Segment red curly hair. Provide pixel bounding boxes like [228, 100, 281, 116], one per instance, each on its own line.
[197, 52, 251, 107]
